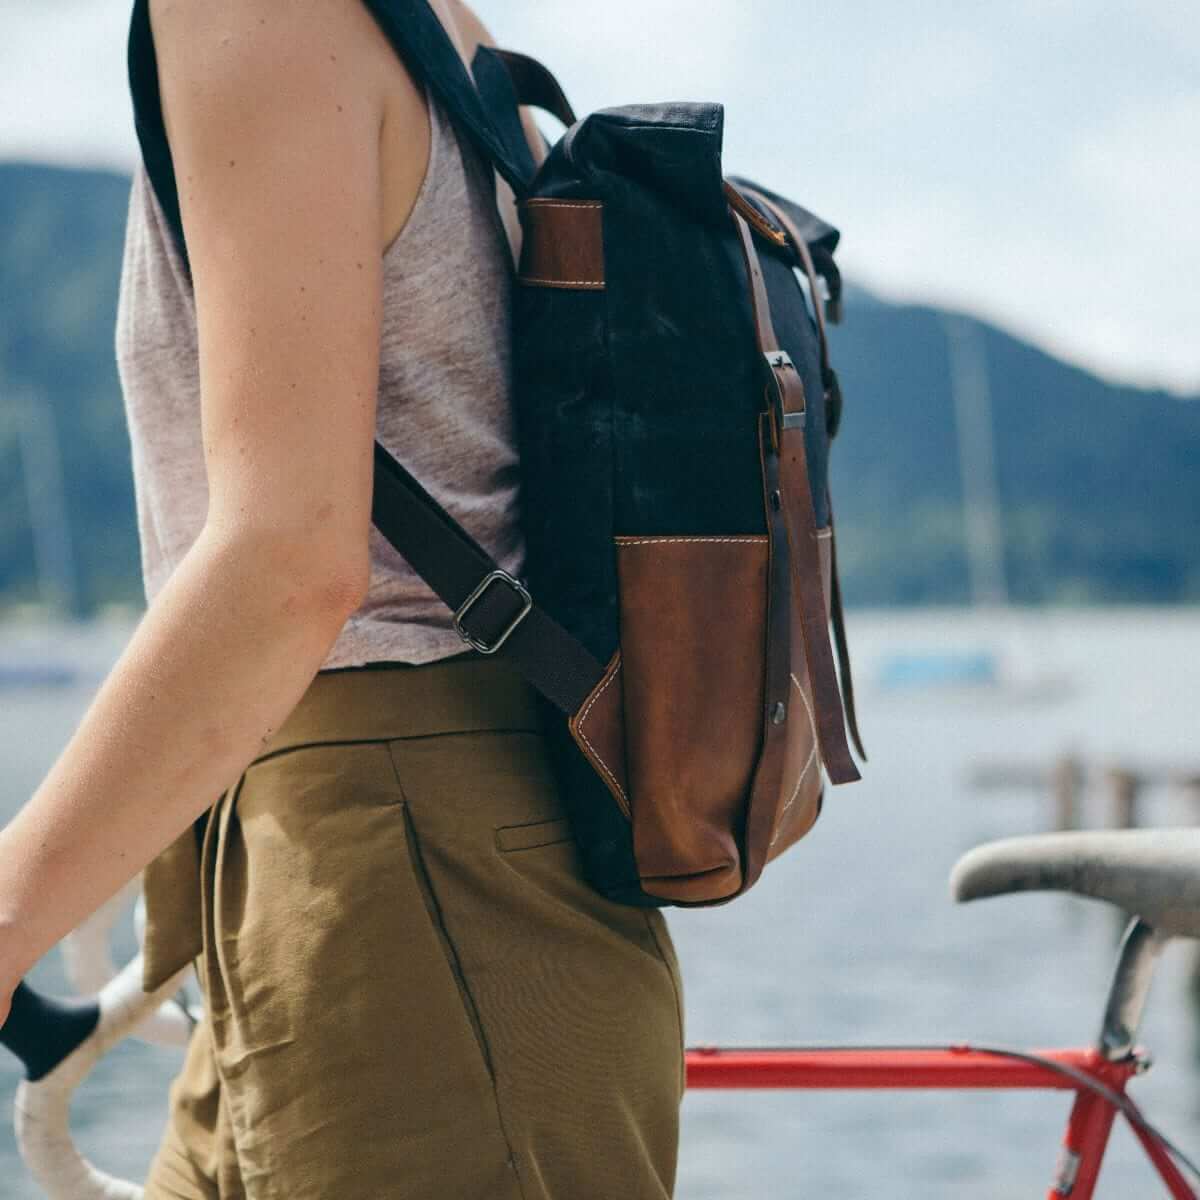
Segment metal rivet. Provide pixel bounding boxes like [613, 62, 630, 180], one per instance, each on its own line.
[771, 701, 786, 724]
[770, 489, 782, 511]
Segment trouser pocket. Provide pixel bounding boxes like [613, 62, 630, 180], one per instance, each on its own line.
[389, 728, 685, 1199]
[397, 797, 497, 1080]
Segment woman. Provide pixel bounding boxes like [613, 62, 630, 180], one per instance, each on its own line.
[0, 1, 685, 1195]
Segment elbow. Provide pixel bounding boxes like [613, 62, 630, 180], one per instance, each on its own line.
[262, 550, 370, 638]
[305, 554, 371, 627]
[292, 544, 372, 632]
[203, 522, 371, 634]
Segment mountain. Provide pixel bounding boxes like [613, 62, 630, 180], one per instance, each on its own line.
[828, 290, 1200, 605]
[0, 160, 139, 613]
[1, 159, 1198, 614]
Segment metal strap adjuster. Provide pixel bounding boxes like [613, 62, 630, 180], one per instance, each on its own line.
[764, 350, 806, 440]
[453, 569, 533, 654]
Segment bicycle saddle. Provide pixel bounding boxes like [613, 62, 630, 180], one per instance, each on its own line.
[950, 829, 1200, 939]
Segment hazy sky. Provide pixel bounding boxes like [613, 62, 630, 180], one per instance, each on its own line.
[2, 0, 1197, 394]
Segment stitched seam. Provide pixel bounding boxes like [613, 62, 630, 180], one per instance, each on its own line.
[399, 804, 497, 1078]
[200, 773, 268, 1188]
[614, 535, 767, 545]
[249, 727, 541, 767]
[575, 655, 629, 809]
[520, 199, 602, 209]
[495, 817, 573, 852]
[519, 275, 604, 286]
[769, 672, 818, 847]
[384, 751, 528, 1195]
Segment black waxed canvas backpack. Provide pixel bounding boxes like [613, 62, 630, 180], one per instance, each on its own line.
[128, 0, 865, 909]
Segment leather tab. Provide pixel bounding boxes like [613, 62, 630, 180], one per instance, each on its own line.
[568, 649, 630, 817]
[518, 199, 605, 289]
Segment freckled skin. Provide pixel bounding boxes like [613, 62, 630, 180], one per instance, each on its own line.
[0, 0, 544, 1009]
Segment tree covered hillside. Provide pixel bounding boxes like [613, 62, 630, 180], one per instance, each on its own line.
[1, 160, 1198, 614]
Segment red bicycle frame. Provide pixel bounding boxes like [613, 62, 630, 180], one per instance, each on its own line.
[682, 921, 1195, 1198]
[685, 1044, 1191, 1198]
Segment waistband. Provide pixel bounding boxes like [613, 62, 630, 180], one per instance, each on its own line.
[252, 651, 546, 762]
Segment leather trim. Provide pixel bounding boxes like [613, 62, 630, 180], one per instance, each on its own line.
[518, 198, 604, 289]
[723, 180, 789, 248]
[568, 648, 630, 818]
[828, 503, 867, 762]
[739, 411, 795, 893]
[615, 534, 769, 902]
[737, 183, 831, 377]
[777, 423, 859, 784]
[764, 527, 830, 865]
[768, 669, 819, 849]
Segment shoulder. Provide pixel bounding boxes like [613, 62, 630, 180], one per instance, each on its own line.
[147, 0, 395, 101]
[147, 0, 404, 186]
[439, 0, 496, 57]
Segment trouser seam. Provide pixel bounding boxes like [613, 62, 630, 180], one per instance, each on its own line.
[198, 775, 263, 1196]
[642, 911, 687, 1099]
[384, 739, 530, 1199]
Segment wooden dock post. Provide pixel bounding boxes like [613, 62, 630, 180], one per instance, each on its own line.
[1050, 754, 1083, 832]
[1178, 774, 1200, 824]
[1105, 767, 1141, 831]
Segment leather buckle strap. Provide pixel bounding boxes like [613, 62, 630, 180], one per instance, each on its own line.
[731, 188, 807, 450]
[736, 184, 847, 442]
[765, 352, 806, 432]
[730, 205, 861, 785]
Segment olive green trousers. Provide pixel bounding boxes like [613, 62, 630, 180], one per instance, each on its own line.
[142, 652, 685, 1199]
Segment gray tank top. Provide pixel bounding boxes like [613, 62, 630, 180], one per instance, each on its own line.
[114, 89, 526, 669]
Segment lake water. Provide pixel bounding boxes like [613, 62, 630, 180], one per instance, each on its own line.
[1, 608, 1199, 1198]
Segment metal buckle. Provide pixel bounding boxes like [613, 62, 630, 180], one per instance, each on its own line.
[764, 351, 804, 444]
[453, 569, 533, 654]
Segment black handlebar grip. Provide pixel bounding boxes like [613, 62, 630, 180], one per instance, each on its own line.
[0, 980, 100, 1081]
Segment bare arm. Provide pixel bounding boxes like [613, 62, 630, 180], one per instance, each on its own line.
[0, 0, 396, 1012]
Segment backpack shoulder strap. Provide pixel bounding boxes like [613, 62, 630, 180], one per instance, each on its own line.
[360, 1, 535, 192]
[125, 0, 604, 715]
[468, 45, 578, 185]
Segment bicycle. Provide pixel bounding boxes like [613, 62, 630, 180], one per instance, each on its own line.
[3, 828, 1198, 1198]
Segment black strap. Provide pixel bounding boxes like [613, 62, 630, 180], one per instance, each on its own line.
[470, 45, 578, 186]
[126, 0, 604, 715]
[128, 0, 187, 273]
[468, 46, 539, 183]
[482, 47, 577, 126]
[370, 446, 604, 713]
[360, 1, 533, 195]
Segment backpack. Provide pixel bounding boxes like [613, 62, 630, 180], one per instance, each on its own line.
[127, 0, 865, 909]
